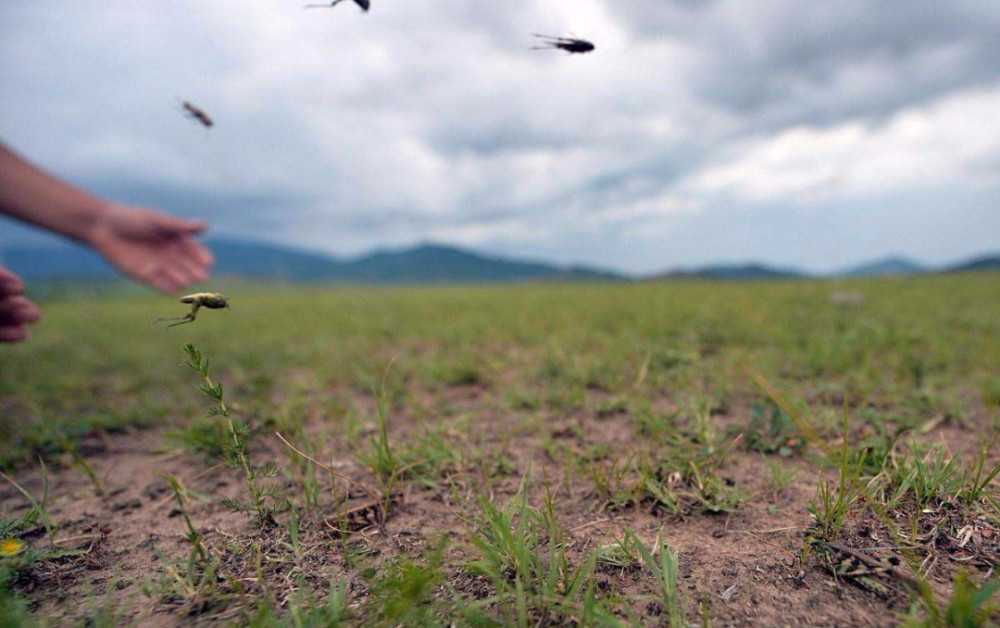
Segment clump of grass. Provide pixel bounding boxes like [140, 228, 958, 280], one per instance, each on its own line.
[609, 397, 742, 514]
[0, 461, 55, 548]
[596, 531, 644, 570]
[0, 575, 35, 628]
[739, 402, 806, 457]
[246, 580, 351, 627]
[0, 468, 88, 628]
[464, 478, 619, 626]
[79, 585, 133, 628]
[754, 374, 835, 458]
[286, 446, 322, 513]
[56, 432, 105, 498]
[587, 455, 637, 507]
[882, 444, 960, 512]
[808, 476, 866, 547]
[1, 538, 88, 625]
[353, 362, 444, 508]
[631, 531, 686, 628]
[365, 538, 447, 627]
[957, 442, 1000, 507]
[404, 425, 465, 487]
[164, 475, 208, 563]
[763, 456, 798, 496]
[902, 570, 999, 628]
[141, 473, 235, 613]
[167, 414, 228, 460]
[983, 377, 1000, 412]
[587, 443, 745, 517]
[806, 409, 868, 548]
[430, 358, 484, 387]
[356, 386, 399, 489]
[184, 344, 283, 526]
[847, 429, 903, 477]
[755, 376, 872, 548]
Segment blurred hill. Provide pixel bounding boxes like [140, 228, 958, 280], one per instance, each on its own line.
[0, 238, 621, 284]
[842, 256, 927, 277]
[653, 263, 805, 280]
[946, 255, 1000, 273]
[1, 238, 996, 284]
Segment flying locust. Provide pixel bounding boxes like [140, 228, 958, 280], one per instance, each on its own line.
[157, 293, 230, 329]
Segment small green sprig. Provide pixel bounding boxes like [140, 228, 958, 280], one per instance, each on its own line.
[184, 344, 281, 526]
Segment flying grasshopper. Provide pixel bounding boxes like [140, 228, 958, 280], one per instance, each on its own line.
[157, 293, 230, 329]
[180, 100, 214, 129]
[532, 34, 596, 54]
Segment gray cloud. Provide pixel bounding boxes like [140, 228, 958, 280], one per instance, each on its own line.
[618, 0, 1000, 130]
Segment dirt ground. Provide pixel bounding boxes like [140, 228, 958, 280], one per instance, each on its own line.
[4, 381, 995, 627]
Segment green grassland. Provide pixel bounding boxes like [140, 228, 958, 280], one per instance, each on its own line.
[1, 273, 999, 626]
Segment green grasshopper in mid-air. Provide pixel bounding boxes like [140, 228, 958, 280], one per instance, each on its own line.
[157, 293, 230, 329]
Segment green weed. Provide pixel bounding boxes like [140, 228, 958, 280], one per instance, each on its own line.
[464, 478, 620, 626]
[630, 531, 686, 627]
[184, 344, 283, 525]
[902, 570, 999, 628]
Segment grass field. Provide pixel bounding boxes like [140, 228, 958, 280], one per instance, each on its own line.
[1, 274, 999, 626]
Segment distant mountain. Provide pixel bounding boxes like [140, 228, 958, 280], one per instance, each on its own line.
[0, 238, 621, 284]
[3, 239, 996, 285]
[944, 255, 1000, 273]
[330, 244, 618, 283]
[653, 252, 999, 281]
[842, 256, 926, 277]
[208, 239, 345, 281]
[656, 263, 806, 281]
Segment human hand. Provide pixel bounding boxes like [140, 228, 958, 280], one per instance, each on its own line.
[87, 203, 214, 294]
[0, 268, 41, 343]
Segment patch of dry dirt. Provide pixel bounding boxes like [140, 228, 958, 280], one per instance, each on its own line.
[2, 387, 996, 626]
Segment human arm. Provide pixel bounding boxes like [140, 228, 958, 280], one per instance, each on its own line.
[0, 143, 214, 294]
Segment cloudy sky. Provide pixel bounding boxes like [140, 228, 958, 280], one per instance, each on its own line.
[1, 0, 998, 274]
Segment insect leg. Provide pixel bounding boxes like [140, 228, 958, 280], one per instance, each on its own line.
[165, 310, 198, 329]
[153, 316, 186, 324]
[533, 34, 574, 43]
[156, 303, 200, 328]
[166, 317, 195, 329]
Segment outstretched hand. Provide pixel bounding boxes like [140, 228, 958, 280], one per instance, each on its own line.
[0, 145, 215, 343]
[88, 204, 215, 294]
[0, 269, 41, 343]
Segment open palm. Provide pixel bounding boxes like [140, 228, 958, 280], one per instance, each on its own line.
[89, 204, 214, 294]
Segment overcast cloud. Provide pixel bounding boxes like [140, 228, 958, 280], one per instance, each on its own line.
[1, 0, 998, 274]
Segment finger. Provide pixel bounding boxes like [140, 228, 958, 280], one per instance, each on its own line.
[0, 269, 25, 296]
[178, 218, 207, 234]
[0, 296, 41, 325]
[160, 255, 199, 289]
[166, 239, 212, 275]
[147, 268, 180, 294]
[178, 238, 215, 270]
[160, 265, 191, 293]
[172, 255, 209, 285]
[155, 213, 208, 236]
[0, 325, 30, 343]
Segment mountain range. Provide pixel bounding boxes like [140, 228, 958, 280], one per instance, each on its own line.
[841, 256, 928, 277]
[0, 238, 996, 284]
[0, 239, 619, 284]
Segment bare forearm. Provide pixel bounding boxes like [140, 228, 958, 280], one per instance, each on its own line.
[0, 143, 106, 245]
